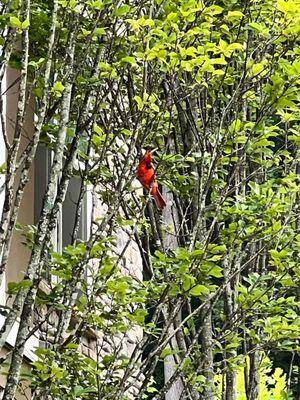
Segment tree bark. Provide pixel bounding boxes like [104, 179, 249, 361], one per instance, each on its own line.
[200, 301, 214, 400]
[163, 177, 184, 400]
[247, 349, 260, 400]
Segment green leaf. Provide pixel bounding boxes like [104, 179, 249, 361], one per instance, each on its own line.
[182, 274, 195, 291]
[0, 163, 7, 173]
[229, 118, 241, 133]
[208, 266, 223, 278]
[189, 285, 210, 296]
[79, 294, 88, 305]
[160, 347, 173, 358]
[51, 81, 65, 97]
[205, 5, 223, 15]
[269, 249, 288, 259]
[9, 16, 22, 28]
[28, 58, 45, 69]
[69, 0, 77, 9]
[134, 95, 143, 110]
[114, 4, 131, 16]
[7, 279, 32, 294]
[93, 123, 104, 135]
[277, 0, 296, 13]
[89, 0, 104, 9]
[147, 386, 159, 393]
[117, 216, 135, 226]
[121, 56, 136, 65]
[248, 181, 260, 195]
[99, 259, 114, 275]
[93, 27, 106, 36]
[227, 43, 244, 52]
[73, 385, 84, 396]
[81, 28, 91, 36]
[21, 18, 30, 29]
[209, 244, 226, 254]
[196, 375, 206, 383]
[252, 62, 266, 76]
[248, 22, 265, 32]
[227, 11, 244, 18]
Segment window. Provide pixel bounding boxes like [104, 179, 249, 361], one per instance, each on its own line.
[62, 176, 88, 247]
[34, 145, 61, 252]
[35, 145, 91, 251]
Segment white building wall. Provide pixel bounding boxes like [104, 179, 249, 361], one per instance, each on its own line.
[0, 68, 6, 219]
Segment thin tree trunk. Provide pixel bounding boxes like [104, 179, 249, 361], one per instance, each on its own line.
[223, 254, 237, 400]
[247, 349, 260, 400]
[163, 175, 184, 400]
[200, 301, 214, 400]
[164, 322, 184, 400]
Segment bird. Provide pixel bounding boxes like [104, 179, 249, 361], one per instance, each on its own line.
[136, 150, 166, 210]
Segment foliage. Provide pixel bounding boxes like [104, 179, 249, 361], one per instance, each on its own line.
[214, 356, 292, 400]
[0, 0, 299, 399]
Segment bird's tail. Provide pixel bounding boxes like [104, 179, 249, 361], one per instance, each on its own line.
[151, 183, 166, 210]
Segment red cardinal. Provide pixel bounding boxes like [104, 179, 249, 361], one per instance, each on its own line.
[136, 150, 166, 210]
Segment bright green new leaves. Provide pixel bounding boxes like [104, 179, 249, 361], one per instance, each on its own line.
[51, 81, 65, 97]
[9, 16, 30, 30]
[4, 0, 299, 397]
[215, 356, 291, 399]
[123, 1, 246, 80]
[153, 244, 224, 298]
[114, 4, 131, 16]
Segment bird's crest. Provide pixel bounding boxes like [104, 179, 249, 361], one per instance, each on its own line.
[143, 150, 152, 162]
